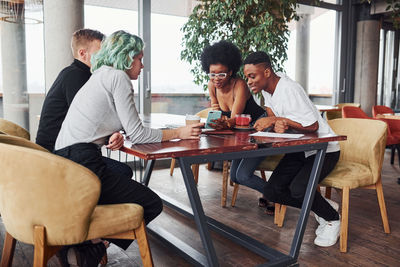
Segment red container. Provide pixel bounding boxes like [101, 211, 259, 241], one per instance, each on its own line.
[235, 114, 251, 126]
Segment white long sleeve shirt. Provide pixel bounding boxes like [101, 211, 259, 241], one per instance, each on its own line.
[55, 65, 162, 150]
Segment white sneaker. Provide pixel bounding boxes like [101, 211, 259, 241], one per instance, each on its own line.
[315, 198, 339, 235]
[314, 219, 341, 247]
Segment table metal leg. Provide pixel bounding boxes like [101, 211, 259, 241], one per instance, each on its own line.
[289, 147, 326, 259]
[142, 159, 155, 186]
[179, 157, 219, 267]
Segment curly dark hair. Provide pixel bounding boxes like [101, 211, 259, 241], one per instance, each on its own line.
[200, 40, 242, 78]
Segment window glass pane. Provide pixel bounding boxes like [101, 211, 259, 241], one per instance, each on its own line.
[285, 5, 338, 102]
[84, 3, 139, 102]
[151, 12, 206, 115]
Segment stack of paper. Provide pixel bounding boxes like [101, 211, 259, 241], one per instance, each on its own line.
[249, 132, 304, 138]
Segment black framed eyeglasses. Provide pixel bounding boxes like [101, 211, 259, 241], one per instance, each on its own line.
[207, 73, 227, 79]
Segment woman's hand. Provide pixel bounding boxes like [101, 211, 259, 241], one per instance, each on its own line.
[106, 132, 124, 150]
[211, 103, 221, 110]
[209, 117, 234, 130]
[177, 123, 204, 139]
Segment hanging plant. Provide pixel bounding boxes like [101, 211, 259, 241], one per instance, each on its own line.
[180, 0, 299, 91]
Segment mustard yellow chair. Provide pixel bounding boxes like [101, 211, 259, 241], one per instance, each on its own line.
[0, 134, 48, 152]
[0, 118, 30, 140]
[274, 118, 390, 252]
[325, 103, 361, 121]
[0, 143, 153, 267]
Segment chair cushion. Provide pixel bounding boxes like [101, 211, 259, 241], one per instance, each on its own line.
[257, 154, 284, 171]
[87, 204, 144, 240]
[320, 161, 373, 189]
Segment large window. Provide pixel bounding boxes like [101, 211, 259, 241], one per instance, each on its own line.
[84, 3, 139, 99]
[285, 5, 338, 99]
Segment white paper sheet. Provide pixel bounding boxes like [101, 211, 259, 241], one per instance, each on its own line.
[249, 132, 304, 138]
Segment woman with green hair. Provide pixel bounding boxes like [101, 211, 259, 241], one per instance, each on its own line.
[54, 30, 204, 266]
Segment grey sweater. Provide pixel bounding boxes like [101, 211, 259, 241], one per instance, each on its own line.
[55, 65, 162, 150]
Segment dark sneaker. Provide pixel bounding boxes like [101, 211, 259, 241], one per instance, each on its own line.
[67, 242, 106, 267]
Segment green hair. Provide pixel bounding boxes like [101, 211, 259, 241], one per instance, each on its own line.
[91, 30, 144, 72]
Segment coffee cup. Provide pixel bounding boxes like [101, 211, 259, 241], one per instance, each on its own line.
[185, 114, 201, 125]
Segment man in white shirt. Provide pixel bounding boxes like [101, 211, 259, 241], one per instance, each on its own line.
[243, 51, 341, 247]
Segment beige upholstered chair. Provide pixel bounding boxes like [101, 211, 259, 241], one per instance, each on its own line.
[0, 134, 48, 152]
[0, 143, 153, 267]
[0, 118, 30, 140]
[274, 118, 390, 252]
[325, 103, 361, 121]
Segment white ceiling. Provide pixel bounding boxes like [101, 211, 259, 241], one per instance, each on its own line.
[84, 0, 198, 17]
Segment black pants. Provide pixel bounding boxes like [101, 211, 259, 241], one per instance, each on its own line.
[55, 143, 163, 249]
[264, 151, 340, 221]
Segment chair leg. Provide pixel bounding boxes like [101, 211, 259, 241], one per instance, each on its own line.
[260, 170, 267, 181]
[340, 187, 349, 253]
[1, 232, 16, 267]
[397, 144, 400, 166]
[325, 187, 332, 199]
[135, 221, 154, 267]
[191, 164, 200, 185]
[33, 225, 48, 267]
[221, 160, 229, 207]
[390, 145, 395, 165]
[274, 204, 286, 227]
[375, 179, 390, 233]
[169, 158, 176, 176]
[231, 183, 239, 207]
[207, 162, 213, 170]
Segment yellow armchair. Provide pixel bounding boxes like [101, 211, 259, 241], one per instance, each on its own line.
[274, 118, 390, 253]
[0, 143, 153, 267]
[0, 118, 30, 140]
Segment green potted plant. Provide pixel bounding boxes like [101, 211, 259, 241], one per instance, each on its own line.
[180, 0, 299, 91]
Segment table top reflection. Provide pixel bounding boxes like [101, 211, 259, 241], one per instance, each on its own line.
[122, 113, 346, 160]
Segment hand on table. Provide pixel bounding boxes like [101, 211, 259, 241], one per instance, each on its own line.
[178, 123, 204, 139]
[210, 117, 234, 130]
[274, 119, 288, 133]
[106, 132, 124, 150]
[253, 117, 277, 132]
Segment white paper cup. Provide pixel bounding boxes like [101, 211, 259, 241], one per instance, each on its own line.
[185, 114, 201, 125]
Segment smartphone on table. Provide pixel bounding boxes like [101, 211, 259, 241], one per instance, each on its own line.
[205, 110, 222, 129]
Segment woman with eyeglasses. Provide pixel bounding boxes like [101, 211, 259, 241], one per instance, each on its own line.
[201, 40, 265, 128]
[200, 40, 273, 214]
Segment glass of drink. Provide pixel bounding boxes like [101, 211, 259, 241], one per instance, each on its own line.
[235, 114, 251, 127]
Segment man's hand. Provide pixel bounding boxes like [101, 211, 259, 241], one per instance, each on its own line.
[106, 132, 124, 150]
[274, 119, 289, 133]
[253, 117, 277, 131]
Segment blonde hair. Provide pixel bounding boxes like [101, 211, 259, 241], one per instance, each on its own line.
[70, 29, 104, 57]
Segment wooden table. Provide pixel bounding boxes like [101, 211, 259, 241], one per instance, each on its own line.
[122, 113, 346, 267]
[315, 104, 341, 113]
[376, 113, 400, 120]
